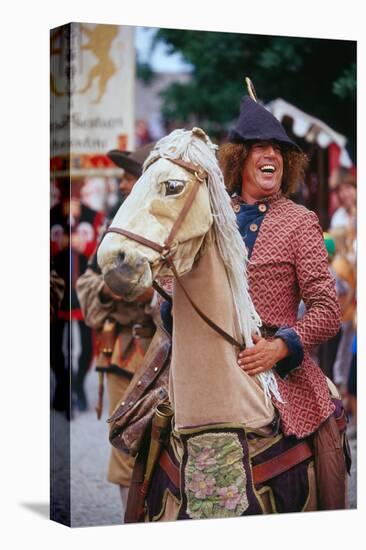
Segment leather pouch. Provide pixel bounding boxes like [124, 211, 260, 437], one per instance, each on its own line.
[107, 325, 172, 456]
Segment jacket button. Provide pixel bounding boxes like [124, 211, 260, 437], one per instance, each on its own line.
[233, 204, 241, 213]
[258, 204, 267, 212]
[154, 367, 159, 372]
[250, 223, 258, 232]
[137, 381, 142, 387]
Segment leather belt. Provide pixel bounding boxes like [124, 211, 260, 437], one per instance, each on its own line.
[159, 449, 180, 488]
[158, 441, 312, 489]
[158, 413, 347, 489]
[252, 414, 347, 484]
[252, 440, 312, 484]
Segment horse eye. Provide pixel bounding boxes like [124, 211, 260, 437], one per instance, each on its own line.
[164, 180, 185, 196]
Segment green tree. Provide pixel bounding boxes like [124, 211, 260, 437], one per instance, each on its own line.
[151, 29, 356, 154]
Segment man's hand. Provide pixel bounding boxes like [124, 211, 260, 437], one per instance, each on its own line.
[237, 334, 289, 376]
[134, 287, 154, 304]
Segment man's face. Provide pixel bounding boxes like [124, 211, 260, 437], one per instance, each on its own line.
[241, 141, 284, 202]
[119, 172, 138, 197]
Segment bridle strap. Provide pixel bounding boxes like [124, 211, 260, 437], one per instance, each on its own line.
[104, 156, 243, 349]
[105, 157, 206, 254]
[165, 177, 201, 249]
[105, 227, 166, 254]
[165, 158, 207, 182]
[166, 256, 243, 349]
[146, 155, 207, 181]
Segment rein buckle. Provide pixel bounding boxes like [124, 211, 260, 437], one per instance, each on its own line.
[161, 248, 171, 262]
[194, 169, 207, 183]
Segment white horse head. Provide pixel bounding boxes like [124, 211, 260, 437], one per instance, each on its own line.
[98, 127, 260, 344]
[98, 129, 215, 293]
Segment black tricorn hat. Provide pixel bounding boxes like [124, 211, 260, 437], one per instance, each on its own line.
[107, 141, 156, 177]
[229, 96, 301, 151]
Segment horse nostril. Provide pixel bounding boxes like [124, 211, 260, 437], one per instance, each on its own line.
[117, 251, 126, 265]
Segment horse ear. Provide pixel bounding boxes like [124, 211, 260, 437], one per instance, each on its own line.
[192, 127, 209, 143]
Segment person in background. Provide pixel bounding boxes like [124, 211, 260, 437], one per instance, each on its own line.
[51, 179, 104, 414]
[76, 142, 159, 521]
[330, 170, 356, 231]
[347, 333, 357, 437]
[330, 228, 356, 408]
[135, 119, 153, 147]
[316, 233, 349, 380]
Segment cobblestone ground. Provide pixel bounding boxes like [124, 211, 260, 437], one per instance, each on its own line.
[68, 370, 357, 527]
[70, 371, 123, 527]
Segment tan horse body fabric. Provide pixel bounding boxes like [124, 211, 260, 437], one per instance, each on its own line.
[171, 237, 274, 429]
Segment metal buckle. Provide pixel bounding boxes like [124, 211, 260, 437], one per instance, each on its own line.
[194, 168, 206, 183]
[132, 323, 143, 339]
[161, 248, 171, 261]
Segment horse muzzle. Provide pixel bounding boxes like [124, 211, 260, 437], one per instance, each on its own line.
[101, 248, 153, 302]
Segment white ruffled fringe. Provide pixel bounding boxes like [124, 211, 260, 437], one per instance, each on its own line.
[257, 370, 284, 405]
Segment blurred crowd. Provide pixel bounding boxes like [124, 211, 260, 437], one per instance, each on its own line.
[319, 167, 357, 434]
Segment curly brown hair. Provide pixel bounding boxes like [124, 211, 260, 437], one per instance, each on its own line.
[218, 142, 308, 196]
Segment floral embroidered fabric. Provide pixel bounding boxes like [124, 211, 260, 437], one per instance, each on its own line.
[184, 432, 249, 519]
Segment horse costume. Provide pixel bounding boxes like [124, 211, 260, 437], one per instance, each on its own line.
[97, 128, 348, 521]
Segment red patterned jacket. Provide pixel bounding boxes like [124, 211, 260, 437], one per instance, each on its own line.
[247, 193, 341, 438]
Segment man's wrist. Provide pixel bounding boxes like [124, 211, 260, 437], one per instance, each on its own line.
[273, 337, 289, 361]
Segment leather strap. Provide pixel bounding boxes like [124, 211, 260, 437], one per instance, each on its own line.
[166, 158, 207, 181]
[147, 155, 207, 180]
[158, 440, 313, 489]
[251, 440, 313, 485]
[164, 178, 201, 250]
[167, 256, 243, 349]
[158, 414, 347, 489]
[105, 227, 166, 254]
[159, 449, 180, 488]
[107, 331, 171, 424]
[95, 364, 134, 379]
[106, 171, 202, 255]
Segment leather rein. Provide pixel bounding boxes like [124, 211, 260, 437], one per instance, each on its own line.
[105, 157, 243, 349]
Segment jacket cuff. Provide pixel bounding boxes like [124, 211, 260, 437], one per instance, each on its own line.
[274, 326, 304, 379]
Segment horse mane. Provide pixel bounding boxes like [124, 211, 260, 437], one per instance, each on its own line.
[144, 129, 282, 402]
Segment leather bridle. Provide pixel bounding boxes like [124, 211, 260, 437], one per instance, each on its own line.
[104, 157, 243, 349]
